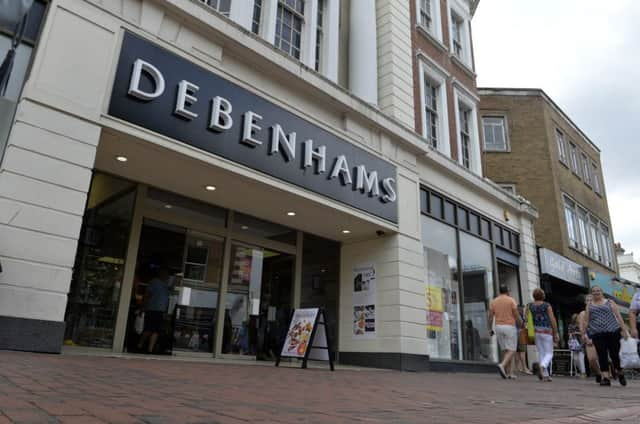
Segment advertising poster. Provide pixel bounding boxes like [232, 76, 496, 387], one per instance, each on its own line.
[353, 264, 376, 338]
[280, 308, 319, 358]
[426, 286, 444, 332]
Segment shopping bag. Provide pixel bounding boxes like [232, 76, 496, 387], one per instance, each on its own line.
[526, 306, 535, 343]
[134, 311, 145, 335]
[619, 338, 640, 369]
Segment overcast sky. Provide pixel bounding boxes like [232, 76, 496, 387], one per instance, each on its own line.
[473, 0, 640, 263]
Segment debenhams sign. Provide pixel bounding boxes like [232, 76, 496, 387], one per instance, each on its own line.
[109, 32, 398, 223]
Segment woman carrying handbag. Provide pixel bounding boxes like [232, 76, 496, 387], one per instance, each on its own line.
[581, 285, 629, 387]
[526, 288, 560, 382]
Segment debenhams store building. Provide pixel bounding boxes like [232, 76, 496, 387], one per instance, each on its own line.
[0, 0, 538, 371]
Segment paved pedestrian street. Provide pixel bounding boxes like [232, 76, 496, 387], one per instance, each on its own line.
[0, 351, 639, 424]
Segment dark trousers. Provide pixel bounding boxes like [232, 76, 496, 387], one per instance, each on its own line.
[591, 331, 621, 373]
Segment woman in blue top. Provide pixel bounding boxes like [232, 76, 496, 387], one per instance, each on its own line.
[582, 285, 629, 387]
[526, 288, 559, 382]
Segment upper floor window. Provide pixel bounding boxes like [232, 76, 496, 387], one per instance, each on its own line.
[482, 116, 507, 151]
[569, 142, 580, 175]
[563, 194, 614, 268]
[252, 0, 263, 34]
[564, 198, 579, 249]
[420, 0, 434, 31]
[424, 78, 439, 149]
[581, 152, 591, 186]
[592, 162, 602, 195]
[275, 0, 305, 60]
[451, 13, 464, 59]
[459, 105, 472, 169]
[555, 129, 568, 164]
[203, 0, 231, 16]
[315, 0, 324, 71]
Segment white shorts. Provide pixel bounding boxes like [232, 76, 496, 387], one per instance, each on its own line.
[495, 325, 518, 351]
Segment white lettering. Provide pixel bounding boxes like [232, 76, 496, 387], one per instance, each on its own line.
[355, 165, 379, 196]
[330, 155, 352, 185]
[269, 124, 296, 161]
[128, 59, 165, 101]
[242, 111, 263, 146]
[381, 178, 397, 203]
[209, 96, 233, 132]
[174, 80, 199, 120]
[303, 140, 326, 173]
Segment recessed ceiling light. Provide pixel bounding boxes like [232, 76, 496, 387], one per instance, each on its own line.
[115, 155, 128, 162]
[205, 185, 216, 191]
[342, 229, 351, 234]
[164, 204, 173, 209]
[241, 225, 249, 230]
[286, 211, 296, 216]
[321, 269, 326, 273]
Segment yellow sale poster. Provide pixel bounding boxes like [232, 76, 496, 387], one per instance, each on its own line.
[426, 286, 444, 332]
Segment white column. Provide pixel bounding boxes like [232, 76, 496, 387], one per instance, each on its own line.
[324, 0, 339, 82]
[261, 0, 279, 44]
[349, 0, 377, 104]
[229, 0, 255, 31]
[302, 0, 318, 68]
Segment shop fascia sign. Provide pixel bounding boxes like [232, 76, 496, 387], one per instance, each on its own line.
[108, 32, 398, 223]
[127, 59, 396, 203]
[539, 248, 586, 287]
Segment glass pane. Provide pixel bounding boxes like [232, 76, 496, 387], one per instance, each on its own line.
[173, 236, 224, 353]
[460, 232, 497, 362]
[301, 234, 339, 353]
[233, 212, 297, 245]
[64, 173, 137, 348]
[430, 193, 443, 218]
[444, 201, 456, 224]
[146, 187, 227, 229]
[0, 35, 33, 101]
[457, 208, 468, 230]
[422, 216, 461, 360]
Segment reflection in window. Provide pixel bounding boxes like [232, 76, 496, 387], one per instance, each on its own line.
[460, 232, 497, 362]
[422, 216, 461, 360]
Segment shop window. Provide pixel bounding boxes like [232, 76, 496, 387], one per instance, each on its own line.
[498, 262, 521, 304]
[444, 200, 456, 225]
[493, 224, 502, 245]
[460, 232, 497, 363]
[233, 212, 297, 245]
[501, 228, 511, 250]
[420, 189, 429, 214]
[511, 233, 520, 253]
[422, 216, 461, 360]
[64, 173, 137, 348]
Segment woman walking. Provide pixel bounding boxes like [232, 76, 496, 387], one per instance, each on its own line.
[514, 305, 532, 374]
[568, 313, 586, 377]
[526, 288, 559, 382]
[581, 285, 629, 387]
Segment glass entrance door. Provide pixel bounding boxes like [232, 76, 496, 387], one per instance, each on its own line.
[221, 243, 294, 359]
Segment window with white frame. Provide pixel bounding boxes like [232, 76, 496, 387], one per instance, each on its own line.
[569, 142, 580, 175]
[592, 162, 601, 195]
[499, 184, 516, 195]
[275, 0, 305, 60]
[482, 116, 507, 151]
[419, 61, 449, 155]
[424, 78, 439, 149]
[252, 0, 263, 34]
[202, 0, 231, 16]
[419, 0, 434, 31]
[581, 152, 591, 186]
[451, 12, 464, 60]
[564, 194, 615, 268]
[315, 0, 324, 71]
[459, 104, 472, 169]
[564, 198, 579, 249]
[556, 129, 568, 164]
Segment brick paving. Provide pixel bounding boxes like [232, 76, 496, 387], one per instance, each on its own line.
[0, 351, 639, 423]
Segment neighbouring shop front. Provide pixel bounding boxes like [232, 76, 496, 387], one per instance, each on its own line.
[538, 248, 589, 348]
[590, 272, 639, 321]
[420, 187, 523, 367]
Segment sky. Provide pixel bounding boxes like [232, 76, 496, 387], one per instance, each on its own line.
[472, 0, 640, 263]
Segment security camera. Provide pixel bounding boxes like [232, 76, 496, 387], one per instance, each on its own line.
[376, 230, 385, 237]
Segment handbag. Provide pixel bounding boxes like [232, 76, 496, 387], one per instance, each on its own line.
[526, 305, 535, 343]
[568, 337, 581, 351]
[518, 328, 529, 346]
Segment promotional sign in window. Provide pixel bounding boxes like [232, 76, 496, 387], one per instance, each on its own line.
[426, 286, 444, 332]
[352, 264, 376, 338]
